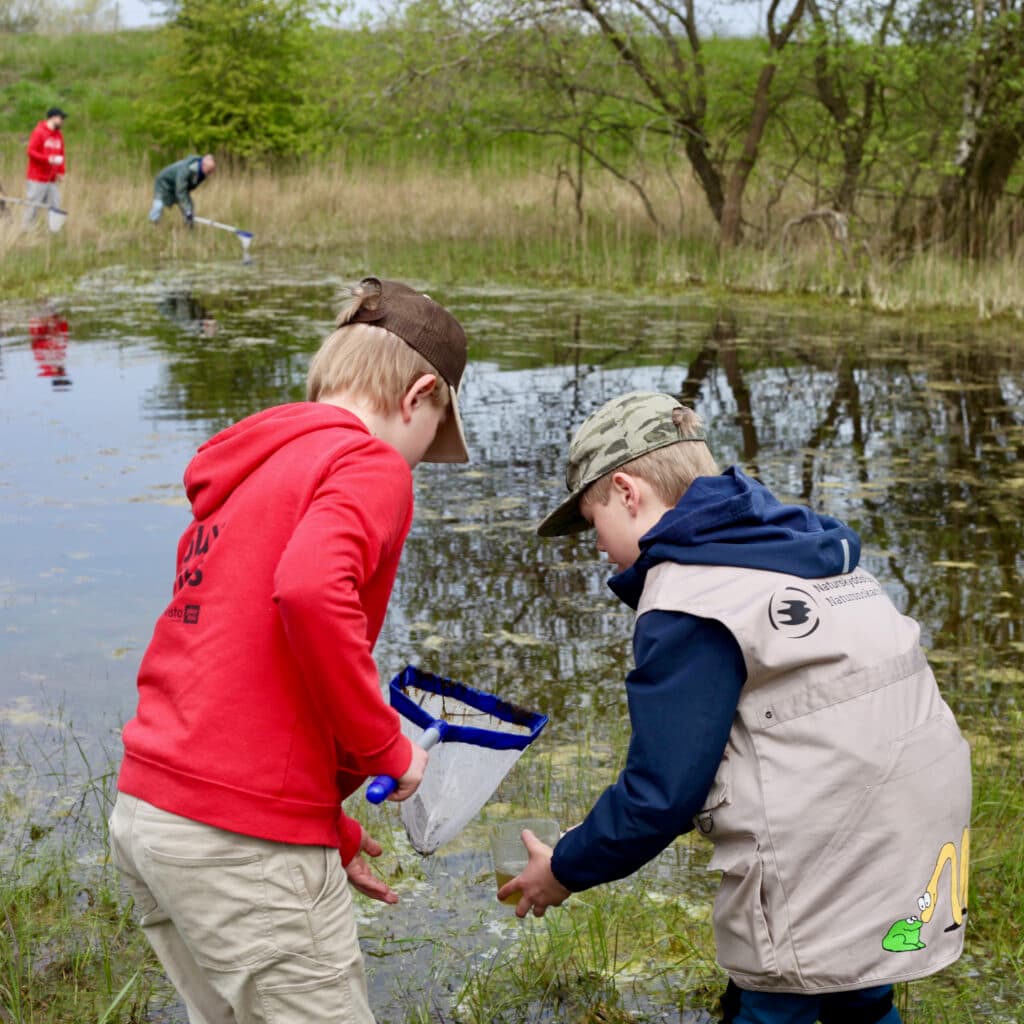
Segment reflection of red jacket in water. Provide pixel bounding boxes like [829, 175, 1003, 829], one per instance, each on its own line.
[30, 314, 69, 378]
[26, 120, 66, 183]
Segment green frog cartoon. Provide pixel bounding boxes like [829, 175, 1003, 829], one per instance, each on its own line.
[881, 916, 926, 952]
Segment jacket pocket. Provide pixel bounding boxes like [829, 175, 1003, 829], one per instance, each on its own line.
[712, 843, 780, 979]
[693, 750, 731, 836]
[284, 844, 332, 910]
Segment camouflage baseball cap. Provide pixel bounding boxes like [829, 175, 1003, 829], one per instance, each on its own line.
[537, 391, 708, 537]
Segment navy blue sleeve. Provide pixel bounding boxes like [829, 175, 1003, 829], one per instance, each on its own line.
[550, 609, 745, 893]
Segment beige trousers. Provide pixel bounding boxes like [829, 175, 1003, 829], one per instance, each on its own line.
[108, 793, 375, 1024]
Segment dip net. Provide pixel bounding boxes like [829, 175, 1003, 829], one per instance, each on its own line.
[378, 666, 548, 855]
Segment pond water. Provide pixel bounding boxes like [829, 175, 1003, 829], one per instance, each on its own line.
[1, 258, 1022, 1021]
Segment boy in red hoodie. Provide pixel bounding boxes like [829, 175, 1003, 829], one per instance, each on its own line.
[24, 106, 66, 228]
[109, 277, 470, 1024]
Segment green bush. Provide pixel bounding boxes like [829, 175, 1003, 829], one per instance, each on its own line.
[148, 0, 328, 161]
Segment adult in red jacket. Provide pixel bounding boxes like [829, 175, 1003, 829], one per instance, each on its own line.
[24, 106, 66, 229]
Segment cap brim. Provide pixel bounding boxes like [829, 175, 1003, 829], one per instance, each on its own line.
[536, 487, 592, 537]
[423, 388, 469, 463]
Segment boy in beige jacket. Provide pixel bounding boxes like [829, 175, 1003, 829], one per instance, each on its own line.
[504, 391, 971, 1024]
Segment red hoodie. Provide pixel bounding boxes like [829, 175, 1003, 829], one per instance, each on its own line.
[26, 120, 66, 183]
[117, 403, 416, 863]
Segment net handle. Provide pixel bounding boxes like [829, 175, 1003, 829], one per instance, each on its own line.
[365, 723, 443, 804]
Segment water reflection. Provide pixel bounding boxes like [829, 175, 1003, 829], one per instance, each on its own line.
[0, 270, 1020, 742]
[156, 289, 218, 339]
[29, 304, 72, 389]
[1, 265, 1022, 1019]
[398, 307, 1023, 739]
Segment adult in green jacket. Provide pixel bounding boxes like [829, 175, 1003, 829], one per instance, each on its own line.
[149, 154, 216, 226]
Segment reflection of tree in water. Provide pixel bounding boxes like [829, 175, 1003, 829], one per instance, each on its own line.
[692, 322, 1023, 719]
[679, 312, 761, 475]
[381, 308, 1023, 738]
[146, 288, 312, 426]
[864, 335, 1024, 710]
[136, 284, 1023, 731]
[555, 311, 684, 423]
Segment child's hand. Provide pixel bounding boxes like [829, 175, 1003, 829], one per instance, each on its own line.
[389, 742, 429, 802]
[497, 828, 572, 918]
[343, 827, 399, 904]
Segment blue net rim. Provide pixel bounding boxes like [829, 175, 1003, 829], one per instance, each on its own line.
[388, 665, 548, 750]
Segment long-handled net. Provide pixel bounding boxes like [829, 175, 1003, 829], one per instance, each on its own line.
[0, 196, 67, 232]
[192, 216, 254, 262]
[367, 666, 548, 855]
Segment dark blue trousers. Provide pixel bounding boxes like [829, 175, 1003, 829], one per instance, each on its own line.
[719, 980, 901, 1024]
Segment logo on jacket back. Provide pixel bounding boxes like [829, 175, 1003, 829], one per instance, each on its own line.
[166, 521, 220, 624]
[768, 586, 821, 639]
[164, 603, 201, 624]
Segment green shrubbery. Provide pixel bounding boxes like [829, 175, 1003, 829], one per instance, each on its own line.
[150, 0, 327, 160]
[0, 29, 164, 158]
[3, 5, 1024, 311]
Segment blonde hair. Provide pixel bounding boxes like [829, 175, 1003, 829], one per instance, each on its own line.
[306, 293, 451, 413]
[585, 407, 719, 508]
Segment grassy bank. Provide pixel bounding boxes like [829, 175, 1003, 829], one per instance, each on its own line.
[5, 156, 1024, 319]
[4, 25, 1024, 318]
[2, 705, 1022, 1023]
[0, 724, 166, 1023]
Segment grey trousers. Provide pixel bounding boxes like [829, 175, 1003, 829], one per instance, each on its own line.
[23, 179, 60, 226]
[108, 793, 376, 1024]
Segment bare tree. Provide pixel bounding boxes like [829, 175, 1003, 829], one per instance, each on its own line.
[1, 0, 122, 32]
[803, 0, 900, 214]
[497, 12, 671, 230]
[0, 0, 40, 30]
[574, 0, 806, 245]
[378, 0, 1024, 258]
[442, 0, 805, 245]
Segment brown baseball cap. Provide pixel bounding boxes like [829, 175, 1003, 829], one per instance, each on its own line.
[347, 277, 469, 463]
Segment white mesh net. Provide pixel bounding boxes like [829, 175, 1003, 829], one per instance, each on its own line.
[380, 668, 547, 855]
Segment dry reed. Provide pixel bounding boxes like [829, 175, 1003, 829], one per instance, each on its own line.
[4, 151, 1024, 319]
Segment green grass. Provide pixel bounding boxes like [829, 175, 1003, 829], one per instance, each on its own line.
[0, 740, 166, 1024]
[1, 690, 1022, 1022]
[3, 27, 1024, 316]
[7, 155, 1024, 322]
[0, 29, 166, 158]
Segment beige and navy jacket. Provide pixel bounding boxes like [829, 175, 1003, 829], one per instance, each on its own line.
[639, 560, 971, 993]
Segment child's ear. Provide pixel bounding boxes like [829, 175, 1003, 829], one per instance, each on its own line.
[401, 373, 438, 419]
[610, 471, 642, 513]
[413, 374, 437, 402]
